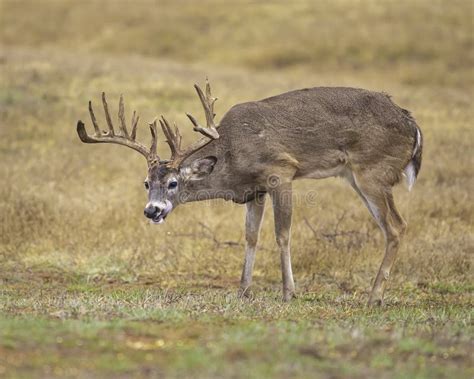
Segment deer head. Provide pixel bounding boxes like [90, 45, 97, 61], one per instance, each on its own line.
[76, 79, 220, 224]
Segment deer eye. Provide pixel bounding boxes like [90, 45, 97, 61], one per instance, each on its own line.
[144, 181, 149, 190]
[168, 181, 178, 189]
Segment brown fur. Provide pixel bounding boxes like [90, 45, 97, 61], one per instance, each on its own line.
[175, 86, 423, 304]
[183, 87, 421, 200]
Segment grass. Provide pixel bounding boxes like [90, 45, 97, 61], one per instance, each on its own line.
[1, 274, 472, 378]
[0, 0, 473, 378]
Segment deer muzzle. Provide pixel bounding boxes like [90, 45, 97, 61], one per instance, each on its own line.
[144, 201, 172, 224]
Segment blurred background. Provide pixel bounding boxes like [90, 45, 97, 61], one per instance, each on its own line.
[0, 0, 472, 377]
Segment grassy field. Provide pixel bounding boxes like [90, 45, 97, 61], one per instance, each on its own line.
[0, 0, 473, 378]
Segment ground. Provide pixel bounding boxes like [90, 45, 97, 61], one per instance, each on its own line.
[0, 1, 473, 378]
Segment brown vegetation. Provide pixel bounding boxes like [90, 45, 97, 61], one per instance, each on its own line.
[0, 0, 472, 378]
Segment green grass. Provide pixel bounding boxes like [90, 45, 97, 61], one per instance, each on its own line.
[0, 0, 473, 378]
[1, 273, 472, 378]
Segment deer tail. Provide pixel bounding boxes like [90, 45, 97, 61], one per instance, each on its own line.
[404, 124, 423, 191]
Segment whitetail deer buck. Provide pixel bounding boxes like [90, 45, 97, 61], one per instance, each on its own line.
[77, 80, 422, 306]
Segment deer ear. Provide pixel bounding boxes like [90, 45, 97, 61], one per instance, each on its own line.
[183, 156, 217, 181]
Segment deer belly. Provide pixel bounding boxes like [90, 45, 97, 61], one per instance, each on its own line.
[296, 164, 347, 180]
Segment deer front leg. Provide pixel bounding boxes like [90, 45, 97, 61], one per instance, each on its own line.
[238, 193, 266, 298]
[270, 182, 296, 301]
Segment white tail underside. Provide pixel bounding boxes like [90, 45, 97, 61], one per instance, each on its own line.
[404, 161, 417, 191]
[403, 127, 421, 191]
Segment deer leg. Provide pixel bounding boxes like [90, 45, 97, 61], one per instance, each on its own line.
[350, 174, 402, 306]
[270, 182, 295, 301]
[386, 191, 407, 237]
[238, 193, 266, 298]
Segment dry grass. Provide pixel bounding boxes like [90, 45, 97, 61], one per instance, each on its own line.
[0, 0, 473, 378]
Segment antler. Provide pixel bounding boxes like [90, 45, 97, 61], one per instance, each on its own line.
[159, 116, 182, 161]
[77, 80, 221, 169]
[76, 93, 159, 166]
[186, 78, 220, 140]
[157, 79, 221, 168]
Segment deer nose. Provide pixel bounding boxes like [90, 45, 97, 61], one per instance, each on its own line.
[144, 204, 160, 219]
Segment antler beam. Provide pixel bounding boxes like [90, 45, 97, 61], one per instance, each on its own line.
[76, 93, 157, 163]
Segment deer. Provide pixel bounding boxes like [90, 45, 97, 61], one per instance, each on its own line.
[76, 79, 423, 306]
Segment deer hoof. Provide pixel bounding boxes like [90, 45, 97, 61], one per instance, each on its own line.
[283, 290, 297, 302]
[237, 287, 254, 299]
[367, 297, 384, 307]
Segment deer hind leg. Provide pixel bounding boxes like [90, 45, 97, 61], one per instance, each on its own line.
[349, 172, 404, 306]
[386, 191, 407, 237]
[270, 182, 295, 301]
[238, 193, 266, 298]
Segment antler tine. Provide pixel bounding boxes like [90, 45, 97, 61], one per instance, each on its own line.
[130, 110, 139, 141]
[185, 78, 220, 140]
[173, 121, 183, 151]
[205, 78, 216, 119]
[159, 116, 182, 159]
[76, 93, 156, 162]
[88, 100, 101, 136]
[102, 92, 115, 136]
[118, 95, 129, 138]
[196, 78, 217, 128]
[149, 118, 158, 158]
[159, 118, 171, 148]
